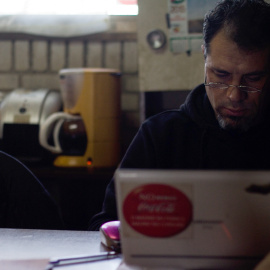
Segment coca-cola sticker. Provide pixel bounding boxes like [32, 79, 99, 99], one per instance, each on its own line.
[123, 184, 192, 237]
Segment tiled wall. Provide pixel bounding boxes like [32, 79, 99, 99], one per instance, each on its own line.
[0, 32, 140, 155]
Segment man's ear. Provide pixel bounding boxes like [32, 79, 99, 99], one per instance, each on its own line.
[201, 44, 205, 53]
[201, 44, 206, 59]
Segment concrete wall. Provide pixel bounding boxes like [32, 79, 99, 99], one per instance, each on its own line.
[137, 0, 205, 91]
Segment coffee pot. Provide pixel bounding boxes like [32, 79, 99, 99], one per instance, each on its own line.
[39, 68, 121, 168]
[39, 112, 87, 155]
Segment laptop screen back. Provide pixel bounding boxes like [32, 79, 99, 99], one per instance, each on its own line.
[115, 169, 270, 270]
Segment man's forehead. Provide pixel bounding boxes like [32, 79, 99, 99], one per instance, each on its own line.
[206, 40, 270, 76]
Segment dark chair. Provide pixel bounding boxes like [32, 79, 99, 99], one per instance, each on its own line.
[0, 151, 64, 229]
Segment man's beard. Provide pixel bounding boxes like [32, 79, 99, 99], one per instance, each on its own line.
[216, 111, 257, 132]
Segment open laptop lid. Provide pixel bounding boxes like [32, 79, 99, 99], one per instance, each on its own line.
[115, 169, 270, 270]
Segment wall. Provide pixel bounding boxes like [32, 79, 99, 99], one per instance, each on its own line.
[0, 16, 140, 155]
[137, 0, 205, 91]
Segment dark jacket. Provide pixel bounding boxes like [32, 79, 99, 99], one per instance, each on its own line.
[0, 150, 64, 229]
[88, 84, 270, 230]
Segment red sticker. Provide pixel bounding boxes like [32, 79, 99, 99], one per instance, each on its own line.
[123, 184, 192, 237]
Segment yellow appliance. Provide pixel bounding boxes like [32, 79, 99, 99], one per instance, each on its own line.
[40, 68, 121, 168]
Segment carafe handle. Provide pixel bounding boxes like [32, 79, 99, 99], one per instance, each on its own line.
[39, 112, 82, 153]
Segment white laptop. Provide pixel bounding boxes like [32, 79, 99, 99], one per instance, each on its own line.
[115, 169, 270, 270]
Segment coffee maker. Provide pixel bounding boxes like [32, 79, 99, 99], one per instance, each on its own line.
[39, 68, 121, 168]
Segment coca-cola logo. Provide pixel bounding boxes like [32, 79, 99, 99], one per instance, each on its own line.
[123, 184, 192, 237]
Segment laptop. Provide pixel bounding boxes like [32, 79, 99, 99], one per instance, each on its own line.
[115, 169, 270, 270]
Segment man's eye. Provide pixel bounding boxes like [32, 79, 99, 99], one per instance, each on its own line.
[245, 75, 263, 82]
[215, 72, 229, 78]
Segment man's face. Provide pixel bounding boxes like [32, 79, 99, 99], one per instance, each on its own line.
[204, 30, 270, 132]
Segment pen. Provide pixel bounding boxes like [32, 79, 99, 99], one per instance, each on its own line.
[46, 251, 120, 269]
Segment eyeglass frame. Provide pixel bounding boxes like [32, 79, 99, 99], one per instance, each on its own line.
[204, 78, 263, 93]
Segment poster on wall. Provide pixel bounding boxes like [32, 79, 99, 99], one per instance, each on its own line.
[168, 0, 218, 54]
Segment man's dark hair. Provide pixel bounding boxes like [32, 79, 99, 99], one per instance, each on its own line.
[203, 0, 270, 56]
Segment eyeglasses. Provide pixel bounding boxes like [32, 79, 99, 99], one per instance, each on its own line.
[204, 82, 262, 93]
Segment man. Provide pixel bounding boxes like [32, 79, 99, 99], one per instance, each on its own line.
[89, 0, 270, 231]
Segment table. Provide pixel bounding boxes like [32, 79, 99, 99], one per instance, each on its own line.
[0, 229, 122, 270]
[2, 229, 264, 270]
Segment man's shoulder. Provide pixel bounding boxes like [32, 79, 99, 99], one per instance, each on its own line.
[148, 109, 190, 121]
[142, 109, 191, 130]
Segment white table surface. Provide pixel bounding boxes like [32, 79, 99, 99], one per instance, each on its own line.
[0, 228, 122, 270]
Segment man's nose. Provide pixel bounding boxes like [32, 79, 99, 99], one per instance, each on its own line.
[227, 85, 247, 102]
